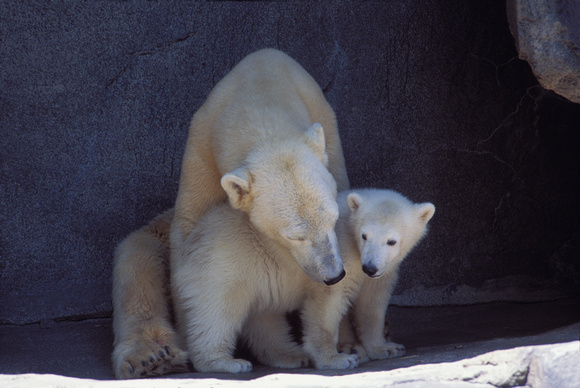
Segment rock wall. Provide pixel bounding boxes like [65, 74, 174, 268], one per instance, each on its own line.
[1, 1, 579, 324]
[507, 0, 580, 103]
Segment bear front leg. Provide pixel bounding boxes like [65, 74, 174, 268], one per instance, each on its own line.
[243, 312, 310, 368]
[301, 294, 359, 370]
[179, 287, 253, 373]
[171, 134, 226, 247]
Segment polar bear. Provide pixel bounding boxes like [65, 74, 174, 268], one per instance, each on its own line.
[336, 189, 435, 363]
[172, 192, 361, 373]
[112, 48, 349, 378]
[246, 188, 434, 369]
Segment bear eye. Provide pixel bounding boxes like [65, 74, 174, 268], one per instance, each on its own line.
[286, 235, 306, 242]
[362, 234, 367, 241]
[387, 239, 397, 246]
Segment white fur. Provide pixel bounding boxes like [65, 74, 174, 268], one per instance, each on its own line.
[338, 189, 435, 362]
[172, 48, 349, 285]
[112, 49, 350, 378]
[172, 188, 434, 373]
[248, 188, 434, 368]
[171, 203, 359, 372]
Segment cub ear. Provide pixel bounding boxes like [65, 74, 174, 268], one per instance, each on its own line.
[416, 202, 435, 224]
[347, 192, 363, 212]
[304, 123, 329, 166]
[221, 167, 253, 211]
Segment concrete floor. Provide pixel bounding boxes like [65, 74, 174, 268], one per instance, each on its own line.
[1, 298, 578, 386]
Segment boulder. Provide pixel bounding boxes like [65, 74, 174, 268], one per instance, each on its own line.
[507, 0, 580, 103]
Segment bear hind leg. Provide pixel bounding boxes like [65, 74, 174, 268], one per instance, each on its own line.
[113, 320, 189, 378]
[112, 211, 188, 378]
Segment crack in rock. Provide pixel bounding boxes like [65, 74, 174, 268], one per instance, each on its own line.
[106, 31, 196, 88]
[129, 31, 196, 57]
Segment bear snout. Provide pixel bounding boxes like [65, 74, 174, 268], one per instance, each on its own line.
[362, 263, 379, 277]
[324, 269, 346, 286]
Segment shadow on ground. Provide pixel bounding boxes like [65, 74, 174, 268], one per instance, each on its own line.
[1, 298, 578, 384]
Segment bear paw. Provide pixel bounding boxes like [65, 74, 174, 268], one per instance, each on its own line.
[266, 354, 311, 369]
[315, 353, 359, 370]
[254, 345, 311, 369]
[366, 341, 406, 361]
[195, 357, 253, 373]
[114, 337, 189, 379]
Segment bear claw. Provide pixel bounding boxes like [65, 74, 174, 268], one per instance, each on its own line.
[114, 337, 189, 379]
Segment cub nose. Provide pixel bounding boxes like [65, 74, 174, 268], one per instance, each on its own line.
[362, 264, 378, 277]
[324, 269, 346, 286]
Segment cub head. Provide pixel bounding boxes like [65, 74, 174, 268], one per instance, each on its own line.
[345, 189, 435, 278]
[220, 123, 345, 285]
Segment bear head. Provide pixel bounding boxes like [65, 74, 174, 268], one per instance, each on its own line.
[220, 123, 345, 286]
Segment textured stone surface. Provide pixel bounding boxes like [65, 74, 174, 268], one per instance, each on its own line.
[1, 1, 579, 324]
[1, 300, 579, 385]
[527, 340, 580, 388]
[1, 322, 578, 387]
[507, 0, 580, 103]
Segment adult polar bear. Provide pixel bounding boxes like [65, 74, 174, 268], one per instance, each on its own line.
[112, 49, 349, 378]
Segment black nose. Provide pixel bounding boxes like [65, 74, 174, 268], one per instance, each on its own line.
[324, 269, 346, 286]
[362, 264, 378, 277]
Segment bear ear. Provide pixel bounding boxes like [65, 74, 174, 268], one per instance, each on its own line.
[416, 202, 435, 224]
[221, 167, 253, 211]
[304, 123, 329, 166]
[347, 192, 363, 212]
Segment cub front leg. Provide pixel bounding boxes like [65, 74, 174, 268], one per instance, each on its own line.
[352, 276, 405, 361]
[301, 293, 359, 370]
[337, 313, 370, 363]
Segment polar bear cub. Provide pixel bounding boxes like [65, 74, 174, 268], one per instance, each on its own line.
[337, 188, 435, 362]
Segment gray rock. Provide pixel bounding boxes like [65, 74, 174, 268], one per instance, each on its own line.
[527, 341, 580, 388]
[1, 341, 577, 387]
[507, 0, 580, 103]
[1, 1, 579, 324]
[2, 300, 578, 384]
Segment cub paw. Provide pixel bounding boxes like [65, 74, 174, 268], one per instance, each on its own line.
[338, 342, 370, 364]
[367, 341, 406, 361]
[114, 336, 188, 379]
[196, 357, 253, 373]
[316, 353, 359, 370]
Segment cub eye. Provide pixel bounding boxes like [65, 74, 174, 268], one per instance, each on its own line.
[387, 239, 397, 246]
[362, 234, 367, 241]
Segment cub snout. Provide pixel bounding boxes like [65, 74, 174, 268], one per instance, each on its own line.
[362, 263, 379, 277]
